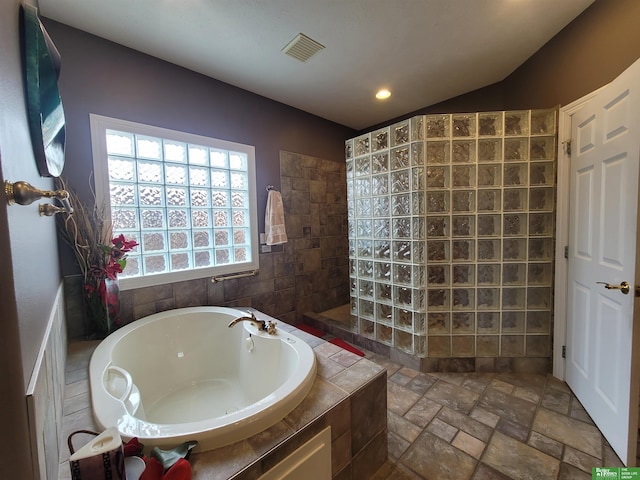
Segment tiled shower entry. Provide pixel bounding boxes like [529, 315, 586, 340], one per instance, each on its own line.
[344, 110, 557, 373]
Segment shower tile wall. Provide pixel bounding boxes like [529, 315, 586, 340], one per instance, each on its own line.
[346, 110, 556, 361]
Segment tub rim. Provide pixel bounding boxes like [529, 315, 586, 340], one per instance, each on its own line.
[89, 306, 317, 450]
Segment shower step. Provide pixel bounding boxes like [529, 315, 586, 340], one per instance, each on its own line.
[299, 313, 364, 356]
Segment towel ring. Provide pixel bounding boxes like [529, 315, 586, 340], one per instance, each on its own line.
[266, 185, 277, 192]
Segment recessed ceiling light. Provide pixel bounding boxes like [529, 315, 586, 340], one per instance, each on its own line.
[376, 89, 391, 100]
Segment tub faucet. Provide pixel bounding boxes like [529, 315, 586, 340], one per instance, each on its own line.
[228, 311, 277, 335]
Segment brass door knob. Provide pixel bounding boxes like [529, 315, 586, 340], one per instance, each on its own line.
[596, 281, 630, 295]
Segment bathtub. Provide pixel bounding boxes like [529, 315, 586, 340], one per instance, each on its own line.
[89, 307, 317, 451]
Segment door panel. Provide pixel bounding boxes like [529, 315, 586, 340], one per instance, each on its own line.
[575, 166, 594, 258]
[571, 284, 590, 376]
[601, 154, 626, 267]
[576, 114, 596, 154]
[594, 295, 622, 408]
[603, 90, 629, 141]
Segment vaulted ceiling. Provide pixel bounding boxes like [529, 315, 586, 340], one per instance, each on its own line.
[39, 0, 595, 130]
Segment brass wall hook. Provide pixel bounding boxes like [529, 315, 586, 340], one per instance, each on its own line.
[5, 180, 73, 215]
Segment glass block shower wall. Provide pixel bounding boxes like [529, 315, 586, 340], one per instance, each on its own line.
[345, 110, 556, 359]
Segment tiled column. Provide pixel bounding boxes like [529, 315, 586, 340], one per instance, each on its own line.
[347, 117, 428, 356]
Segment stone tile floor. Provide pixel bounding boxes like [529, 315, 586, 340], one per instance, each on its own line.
[365, 351, 625, 480]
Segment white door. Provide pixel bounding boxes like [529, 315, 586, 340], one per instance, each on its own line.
[566, 57, 640, 465]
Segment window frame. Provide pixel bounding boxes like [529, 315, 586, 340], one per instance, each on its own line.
[89, 113, 259, 290]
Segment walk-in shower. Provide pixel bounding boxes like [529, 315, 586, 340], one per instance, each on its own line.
[345, 110, 557, 366]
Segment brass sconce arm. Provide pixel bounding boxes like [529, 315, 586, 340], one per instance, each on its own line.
[5, 180, 74, 215]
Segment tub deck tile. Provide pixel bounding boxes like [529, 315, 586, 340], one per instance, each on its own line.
[329, 358, 385, 394]
[315, 353, 347, 379]
[60, 321, 388, 480]
[245, 420, 295, 457]
[283, 377, 348, 432]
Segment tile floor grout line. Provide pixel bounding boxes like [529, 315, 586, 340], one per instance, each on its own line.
[470, 418, 498, 480]
[532, 374, 563, 479]
[463, 373, 515, 480]
[388, 374, 443, 480]
[465, 375, 493, 479]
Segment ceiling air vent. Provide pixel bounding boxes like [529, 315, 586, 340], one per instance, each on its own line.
[282, 33, 325, 62]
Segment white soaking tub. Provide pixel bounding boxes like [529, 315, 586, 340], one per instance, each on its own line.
[89, 306, 316, 451]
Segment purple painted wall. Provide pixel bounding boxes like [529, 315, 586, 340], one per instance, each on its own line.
[42, 19, 357, 277]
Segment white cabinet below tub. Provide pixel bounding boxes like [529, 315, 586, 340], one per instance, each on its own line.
[258, 427, 331, 480]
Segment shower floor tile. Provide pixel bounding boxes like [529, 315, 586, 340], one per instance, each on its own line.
[366, 351, 626, 480]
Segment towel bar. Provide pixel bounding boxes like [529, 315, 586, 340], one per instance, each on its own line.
[211, 269, 258, 283]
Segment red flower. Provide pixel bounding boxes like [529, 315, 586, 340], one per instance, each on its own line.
[85, 234, 136, 285]
[112, 234, 138, 252]
[104, 260, 123, 280]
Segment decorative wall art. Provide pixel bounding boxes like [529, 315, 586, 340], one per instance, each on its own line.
[22, 4, 66, 177]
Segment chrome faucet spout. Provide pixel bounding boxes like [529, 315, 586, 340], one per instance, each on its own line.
[228, 312, 277, 334]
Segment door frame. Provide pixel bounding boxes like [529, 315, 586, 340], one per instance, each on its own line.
[553, 87, 603, 380]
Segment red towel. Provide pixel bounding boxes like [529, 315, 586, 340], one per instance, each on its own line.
[296, 323, 325, 338]
[140, 457, 192, 480]
[330, 338, 365, 357]
[297, 323, 365, 356]
[163, 459, 191, 480]
[140, 458, 163, 480]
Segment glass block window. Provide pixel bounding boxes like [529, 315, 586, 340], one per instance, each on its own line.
[90, 114, 258, 289]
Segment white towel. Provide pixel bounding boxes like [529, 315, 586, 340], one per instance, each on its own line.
[265, 190, 288, 245]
